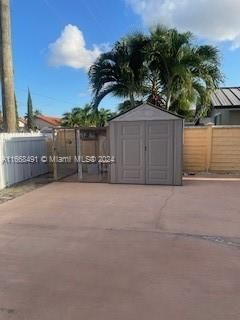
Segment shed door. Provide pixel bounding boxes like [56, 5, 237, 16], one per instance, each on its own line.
[145, 121, 174, 185]
[116, 122, 145, 184]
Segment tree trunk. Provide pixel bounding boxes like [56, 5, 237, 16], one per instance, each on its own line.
[166, 93, 172, 110]
[151, 79, 157, 105]
[129, 92, 135, 108]
[0, 0, 17, 132]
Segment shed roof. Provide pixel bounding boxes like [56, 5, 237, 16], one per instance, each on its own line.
[110, 102, 183, 122]
[211, 87, 240, 109]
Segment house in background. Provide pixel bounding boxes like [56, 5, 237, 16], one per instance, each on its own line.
[34, 115, 61, 131]
[0, 115, 27, 132]
[0, 114, 61, 132]
[204, 87, 240, 125]
[18, 118, 27, 131]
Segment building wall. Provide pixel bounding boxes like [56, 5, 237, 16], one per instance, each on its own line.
[35, 118, 48, 129]
[209, 109, 240, 125]
[228, 110, 240, 125]
[211, 109, 230, 125]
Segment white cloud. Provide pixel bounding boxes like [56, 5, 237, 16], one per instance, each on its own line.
[48, 24, 101, 71]
[126, 0, 240, 48]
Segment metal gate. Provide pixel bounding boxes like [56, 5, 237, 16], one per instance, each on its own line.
[51, 128, 109, 182]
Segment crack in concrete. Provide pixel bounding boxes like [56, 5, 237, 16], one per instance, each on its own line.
[154, 187, 175, 229]
[162, 231, 240, 249]
[3, 222, 240, 250]
[200, 235, 240, 248]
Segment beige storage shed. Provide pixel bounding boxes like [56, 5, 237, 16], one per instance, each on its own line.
[109, 103, 183, 185]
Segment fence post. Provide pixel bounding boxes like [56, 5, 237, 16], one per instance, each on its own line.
[52, 129, 58, 180]
[206, 123, 213, 172]
[0, 136, 3, 189]
[75, 128, 82, 180]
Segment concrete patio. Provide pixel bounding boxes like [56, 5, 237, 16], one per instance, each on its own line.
[0, 180, 240, 319]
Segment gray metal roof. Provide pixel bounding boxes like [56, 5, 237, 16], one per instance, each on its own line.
[211, 87, 240, 108]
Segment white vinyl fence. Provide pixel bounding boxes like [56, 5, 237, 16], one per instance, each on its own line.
[0, 133, 49, 190]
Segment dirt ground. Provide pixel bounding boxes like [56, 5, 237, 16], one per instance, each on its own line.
[0, 174, 52, 204]
[0, 180, 240, 320]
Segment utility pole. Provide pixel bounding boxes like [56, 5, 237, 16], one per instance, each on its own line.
[0, 0, 17, 132]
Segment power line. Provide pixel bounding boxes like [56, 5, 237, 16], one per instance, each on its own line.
[15, 99, 63, 116]
[15, 86, 85, 107]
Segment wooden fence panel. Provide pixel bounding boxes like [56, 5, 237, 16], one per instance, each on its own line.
[183, 127, 208, 172]
[211, 127, 240, 172]
[184, 125, 240, 173]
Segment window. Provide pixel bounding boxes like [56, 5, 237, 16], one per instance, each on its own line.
[80, 131, 97, 140]
[214, 114, 222, 125]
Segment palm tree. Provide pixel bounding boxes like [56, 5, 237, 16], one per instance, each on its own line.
[61, 110, 77, 127]
[62, 104, 94, 127]
[94, 108, 115, 127]
[89, 26, 222, 117]
[145, 26, 223, 112]
[89, 33, 148, 110]
[62, 104, 114, 128]
[117, 100, 143, 113]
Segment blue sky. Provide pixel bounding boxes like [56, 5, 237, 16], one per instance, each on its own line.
[9, 0, 240, 116]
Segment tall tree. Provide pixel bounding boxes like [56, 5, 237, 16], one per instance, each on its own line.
[27, 89, 34, 130]
[14, 93, 18, 129]
[62, 104, 95, 128]
[62, 105, 114, 128]
[94, 108, 115, 127]
[0, 0, 17, 132]
[89, 33, 148, 110]
[117, 100, 143, 113]
[89, 26, 222, 117]
[146, 26, 223, 112]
